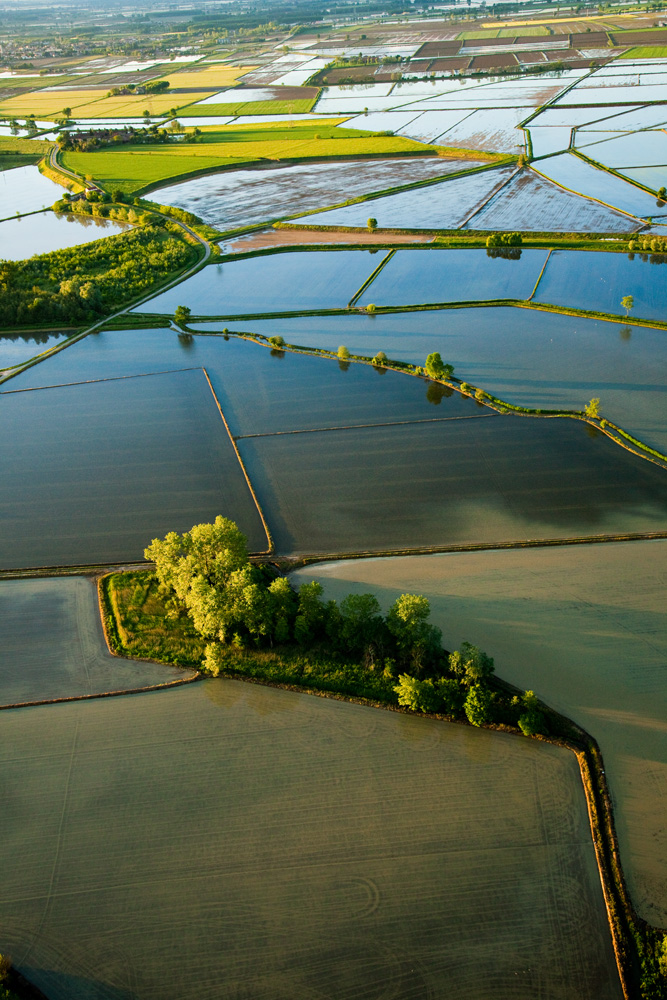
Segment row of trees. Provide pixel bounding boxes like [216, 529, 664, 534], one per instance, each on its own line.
[0, 226, 194, 326]
[145, 516, 546, 735]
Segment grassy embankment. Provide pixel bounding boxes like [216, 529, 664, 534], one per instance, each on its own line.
[0, 136, 53, 172]
[101, 568, 667, 1000]
[60, 119, 470, 196]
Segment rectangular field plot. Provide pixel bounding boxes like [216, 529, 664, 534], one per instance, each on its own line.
[357, 247, 548, 306]
[465, 169, 632, 231]
[234, 305, 667, 454]
[533, 153, 658, 218]
[620, 165, 667, 189]
[429, 107, 530, 153]
[150, 156, 466, 230]
[239, 411, 667, 554]
[196, 337, 478, 437]
[136, 251, 383, 316]
[293, 165, 517, 230]
[0, 577, 193, 704]
[0, 369, 267, 568]
[535, 248, 667, 321]
[297, 540, 667, 926]
[583, 129, 667, 169]
[0, 682, 622, 1000]
[528, 125, 572, 158]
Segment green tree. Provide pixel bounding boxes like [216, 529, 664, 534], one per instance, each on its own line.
[339, 592, 385, 659]
[337, 345, 350, 360]
[439, 677, 465, 716]
[464, 684, 493, 726]
[367, 217, 378, 230]
[267, 577, 296, 643]
[387, 594, 441, 675]
[621, 294, 634, 317]
[372, 350, 387, 366]
[518, 690, 546, 736]
[394, 674, 440, 712]
[294, 581, 326, 645]
[174, 304, 191, 328]
[145, 516, 248, 602]
[449, 642, 494, 686]
[584, 397, 600, 419]
[425, 352, 453, 380]
[658, 186, 666, 202]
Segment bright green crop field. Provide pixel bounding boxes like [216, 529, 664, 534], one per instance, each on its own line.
[60, 120, 447, 195]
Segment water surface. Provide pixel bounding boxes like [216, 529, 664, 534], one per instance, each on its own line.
[136, 250, 386, 316]
[152, 158, 468, 230]
[0, 212, 129, 261]
[0, 368, 267, 568]
[536, 248, 667, 321]
[0, 164, 65, 219]
[0, 330, 70, 370]
[295, 540, 667, 925]
[0, 680, 622, 999]
[0, 576, 194, 703]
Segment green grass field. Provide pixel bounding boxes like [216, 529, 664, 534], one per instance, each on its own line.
[0, 135, 52, 170]
[178, 97, 318, 116]
[61, 120, 447, 195]
[619, 45, 667, 58]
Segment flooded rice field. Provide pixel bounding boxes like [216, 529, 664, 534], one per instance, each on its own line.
[294, 540, 667, 925]
[151, 157, 469, 230]
[580, 130, 667, 171]
[3, 328, 666, 562]
[0, 368, 267, 568]
[0, 680, 622, 999]
[535, 248, 667, 321]
[136, 250, 387, 316]
[356, 247, 548, 306]
[0, 164, 65, 219]
[238, 405, 667, 554]
[465, 169, 632, 231]
[0, 330, 70, 370]
[291, 165, 517, 229]
[533, 153, 658, 218]
[0, 576, 193, 704]
[235, 306, 667, 454]
[0, 211, 129, 260]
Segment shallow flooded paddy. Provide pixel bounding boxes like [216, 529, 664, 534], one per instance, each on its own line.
[295, 540, 667, 925]
[235, 306, 667, 453]
[292, 165, 517, 229]
[0, 368, 267, 568]
[535, 248, 667, 320]
[0, 680, 622, 999]
[0, 577, 193, 704]
[357, 247, 548, 305]
[151, 157, 467, 230]
[137, 250, 385, 316]
[239, 410, 667, 554]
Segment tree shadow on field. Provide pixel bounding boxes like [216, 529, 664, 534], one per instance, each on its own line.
[21, 969, 138, 1000]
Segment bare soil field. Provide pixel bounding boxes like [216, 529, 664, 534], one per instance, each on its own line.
[0, 680, 622, 999]
[220, 228, 435, 252]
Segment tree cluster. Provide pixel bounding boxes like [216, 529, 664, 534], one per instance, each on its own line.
[145, 517, 546, 735]
[0, 226, 194, 327]
[57, 124, 177, 152]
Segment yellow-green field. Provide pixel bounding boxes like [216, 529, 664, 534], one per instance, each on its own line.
[179, 97, 317, 116]
[0, 89, 207, 119]
[153, 64, 257, 88]
[619, 45, 667, 58]
[61, 120, 446, 194]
